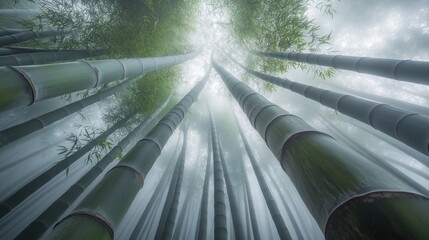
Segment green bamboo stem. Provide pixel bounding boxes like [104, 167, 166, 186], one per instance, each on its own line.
[213, 59, 429, 239]
[232, 58, 429, 158]
[15, 95, 171, 239]
[233, 113, 293, 240]
[0, 50, 104, 66]
[218, 143, 247, 240]
[0, 30, 64, 47]
[256, 51, 429, 85]
[129, 139, 182, 240]
[0, 51, 198, 112]
[47, 69, 210, 240]
[0, 111, 137, 218]
[159, 129, 187, 239]
[156, 129, 188, 240]
[208, 109, 229, 240]
[196, 130, 212, 240]
[0, 80, 132, 147]
[0, 28, 26, 37]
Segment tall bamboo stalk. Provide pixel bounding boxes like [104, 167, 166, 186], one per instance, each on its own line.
[0, 28, 26, 37]
[233, 113, 294, 240]
[156, 129, 187, 240]
[47, 69, 210, 240]
[232, 59, 429, 158]
[0, 111, 137, 218]
[208, 109, 229, 240]
[15, 95, 171, 239]
[0, 30, 64, 47]
[213, 59, 429, 239]
[256, 51, 429, 85]
[0, 79, 131, 147]
[218, 143, 247, 240]
[0, 51, 198, 111]
[0, 49, 104, 66]
[195, 127, 212, 240]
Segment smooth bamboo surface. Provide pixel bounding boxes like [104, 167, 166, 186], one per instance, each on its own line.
[257, 51, 429, 85]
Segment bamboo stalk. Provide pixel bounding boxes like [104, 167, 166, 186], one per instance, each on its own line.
[213, 59, 429, 239]
[159, 129, 187, 239]
[0, 51, 198, 112]
[15, 95, 171, 239]
[47, 69, 210, 240]
[0, 50, 104, 66]
[218, 143, 247, 240]
[256, 51, 429, 85]
[233, 114, 294, 240]
[0, 30, 64, 47]
[0, 111, 137, 218]
[231, 58, 429, 158]
[0, 80, 132, 147]
[0, 28, 27, 37]
[195, 129, 212, 240]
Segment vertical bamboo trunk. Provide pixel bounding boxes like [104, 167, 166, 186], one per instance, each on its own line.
[195, 128, 212, 240]
[0, 30, 64, 47]
[15, 95, 171, 239]
[0, 50, 104, 66]
[0, 111, 137, 218]
[256, 51, 429, 85]
[213, 59, 429, 239]
[47, 69, 210, 240]
[233, 113, 294, 240]
[0, 51, 198, 111]
[232, 59, 429, 158]
[156, 129, 188, 240]
[208, 109, 229, 240]
[218, 143, 247, 240]
[129, 142, 181, 240]
[0, 79, 132, 147]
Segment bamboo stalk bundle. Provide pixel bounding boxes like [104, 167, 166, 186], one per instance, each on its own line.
[47, 69, 210, 240]
[0, 111, 137, 218]
[195, 127, 212, 240]
[15, 95, 171, 239]
[218, 143, 247, 239]
[232, 59, 429, 158]
[213, 59, 429, 239]
[233, 114, 294, 240]
[256, 51, 429, 85]
[157, 129, 187, 240]
[0, 51, 198, 112]
[208, 109, 229, 240]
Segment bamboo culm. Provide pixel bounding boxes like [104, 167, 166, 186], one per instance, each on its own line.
[0, 30, 64, 47]
[156, 130, 187, 240]
[218, 143, 248, 240]
[208, 109, 229, 240]
[232, 59, 429, 158]
[0, 50, 104, 67]
[195, 129, 212, 240]
[213, 59, 429, 239]
[0, 79, 132, 148]
[15, 95, 171, 239]
[0, 111, 137, 218]
[47, 69, 210, 240]
[256, 51, 429, 85]
[233, 115, 294, 240]
[0, 51, 198, 112]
